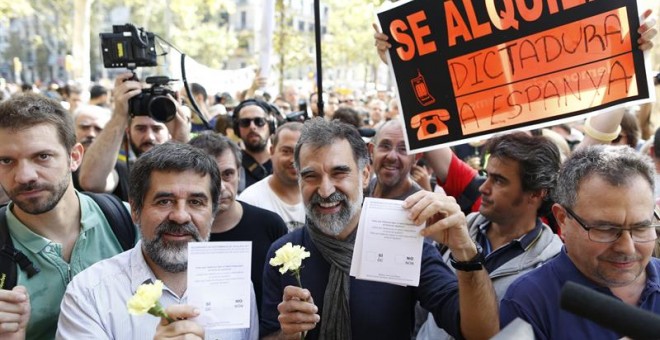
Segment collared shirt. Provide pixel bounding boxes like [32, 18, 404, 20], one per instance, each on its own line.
[57, 241, 259, 339]
[475, 218, 544, 272]
[8, 192, 130, 340]
[500, 247, 660, 340]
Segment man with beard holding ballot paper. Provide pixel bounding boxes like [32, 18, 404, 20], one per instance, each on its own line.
[57, 143, 258, 339]
[260, 118, 498, 340]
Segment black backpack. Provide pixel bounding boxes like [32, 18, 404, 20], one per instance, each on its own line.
[0, 192, 135, 290]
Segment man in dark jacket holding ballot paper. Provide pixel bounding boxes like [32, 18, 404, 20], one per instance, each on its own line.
[260, 118, 498, 340]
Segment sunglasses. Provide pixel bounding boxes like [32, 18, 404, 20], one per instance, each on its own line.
[238, 117, 267, 128]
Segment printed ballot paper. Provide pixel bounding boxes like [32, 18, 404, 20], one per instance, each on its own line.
[187, 242, 252, 335]
[350, 197, 425, 286]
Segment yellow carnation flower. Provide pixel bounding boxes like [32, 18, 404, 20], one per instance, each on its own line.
[127, 280, 164, 315]
[269, 242, 311, 274]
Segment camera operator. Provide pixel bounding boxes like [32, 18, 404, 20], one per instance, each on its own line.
[78, 72, 191, 195]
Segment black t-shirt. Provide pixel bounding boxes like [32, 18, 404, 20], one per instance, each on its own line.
[210, 201, 288, 316]
[241, 152, 273, 190]
[72, 161, 130, 202]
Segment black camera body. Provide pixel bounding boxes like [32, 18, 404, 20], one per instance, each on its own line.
[129, 76, 177, 123]
[100, 24, 157, 69]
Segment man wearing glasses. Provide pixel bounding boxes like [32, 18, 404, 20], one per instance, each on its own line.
[232, 99, 276, 192]
[500, 145, 660, 339]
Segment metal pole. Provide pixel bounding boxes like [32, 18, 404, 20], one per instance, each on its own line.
[313, 0, 324, 117]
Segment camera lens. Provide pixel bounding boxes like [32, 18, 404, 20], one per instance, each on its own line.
[149, 96, 176, 122]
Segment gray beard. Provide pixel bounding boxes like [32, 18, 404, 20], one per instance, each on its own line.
[140, 220, 208, 273]
[305, 187, 363, 236]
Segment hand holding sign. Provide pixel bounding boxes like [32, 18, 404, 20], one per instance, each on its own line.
[638, 9, 657, 51]
[373, 23, 391, 65]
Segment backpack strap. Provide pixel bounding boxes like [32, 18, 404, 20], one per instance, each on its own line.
[0, 206, 40, 290]
[84, 192, 136, 251]
[242, 152, 268, 181]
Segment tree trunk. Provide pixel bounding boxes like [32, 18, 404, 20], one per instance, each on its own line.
[72, 0, 92, 88]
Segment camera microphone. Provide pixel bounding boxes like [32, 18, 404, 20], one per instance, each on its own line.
[560, 281, 660, 339]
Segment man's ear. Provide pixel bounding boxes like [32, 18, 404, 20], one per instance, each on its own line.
[368, 142, 375, 157]
[129, 200, 140, 224]
[70, 143, 85, 172]
[361, 163, 371, 190]
[551, 203, 566, 241]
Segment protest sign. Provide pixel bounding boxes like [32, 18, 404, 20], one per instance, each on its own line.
[377, 0, 654, 153]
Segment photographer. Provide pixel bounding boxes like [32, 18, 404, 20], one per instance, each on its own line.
[78, 72, 191, 195]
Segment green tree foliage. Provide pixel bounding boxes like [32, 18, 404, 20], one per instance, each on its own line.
[3, 0, 238, 83]
[0, 0, 32, 20]
[273, 0, 315, 92]
[120, 0, 238, 69]
[323, 0, 384, 84]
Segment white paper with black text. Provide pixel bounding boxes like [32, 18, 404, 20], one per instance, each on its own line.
[350, 197, 424, 286]
[187, 241, 252, 333]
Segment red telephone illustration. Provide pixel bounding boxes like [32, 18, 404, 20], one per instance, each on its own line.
[411, 69, 435, 106]
[410, 109, 450, 141]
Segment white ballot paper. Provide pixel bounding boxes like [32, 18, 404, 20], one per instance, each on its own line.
[188, 242, 252, 335]
[350, 197, 424, 286]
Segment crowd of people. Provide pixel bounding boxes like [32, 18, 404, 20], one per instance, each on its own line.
[0, 10, 659, 340]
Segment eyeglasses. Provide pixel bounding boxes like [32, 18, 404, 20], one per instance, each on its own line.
[563, 206, 659, 243]
[238, 117, 267, 128]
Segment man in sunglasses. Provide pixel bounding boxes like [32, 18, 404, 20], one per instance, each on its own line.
[233, 99, 276, 193]
[500, 145, 660, 339]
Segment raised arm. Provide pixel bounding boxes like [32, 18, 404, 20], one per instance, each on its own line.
[406, 191, 498, 340]
[78, 73, 140, 192]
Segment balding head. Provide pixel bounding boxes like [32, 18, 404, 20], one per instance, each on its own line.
[73, 105, 111, 149]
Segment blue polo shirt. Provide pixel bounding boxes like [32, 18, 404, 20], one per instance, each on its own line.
[475, 217, 544, 272]
[500, 247, 660, 340]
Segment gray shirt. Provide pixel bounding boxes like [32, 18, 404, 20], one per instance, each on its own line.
[366, 177, 423, 200]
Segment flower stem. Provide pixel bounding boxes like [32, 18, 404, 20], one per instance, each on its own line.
[149, 304, 175, 324]
[293, 271, 303, 288]
[293, 271, 305, 340]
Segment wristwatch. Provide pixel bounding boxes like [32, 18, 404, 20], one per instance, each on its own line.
[449, 244, 485, 272]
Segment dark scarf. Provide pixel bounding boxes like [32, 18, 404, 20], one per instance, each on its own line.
[307, 220, 356, 340]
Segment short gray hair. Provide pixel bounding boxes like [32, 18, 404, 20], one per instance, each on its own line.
[554, 145, 655, 208]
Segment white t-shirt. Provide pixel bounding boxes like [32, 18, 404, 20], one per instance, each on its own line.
[238, 175, 306, 231]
